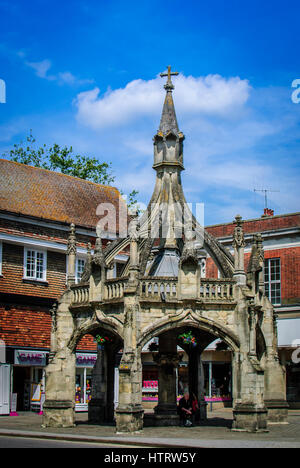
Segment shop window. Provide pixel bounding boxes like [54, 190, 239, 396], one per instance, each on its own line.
[24, 248, 47, 281]
[264, 258, 281, 305]
[75, 368, 92, 405]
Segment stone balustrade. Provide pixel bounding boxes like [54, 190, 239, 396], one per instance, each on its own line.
[70, 277, 235, 306]
[199, 279, 235, 301]
[140, 277, 178, 299]
[104, 277, 128, 300]
[70, 283, 90, 306]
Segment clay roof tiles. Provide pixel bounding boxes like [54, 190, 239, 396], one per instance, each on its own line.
[0, 159, 124, 230]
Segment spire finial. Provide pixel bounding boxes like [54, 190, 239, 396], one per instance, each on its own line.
[160, 65, 179, 91]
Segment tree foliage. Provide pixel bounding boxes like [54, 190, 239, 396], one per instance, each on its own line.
[7, 131, 115, 185]
[5, 131, 139, 207]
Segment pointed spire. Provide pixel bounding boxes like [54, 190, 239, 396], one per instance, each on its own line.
[157, 66, 182, 137]
[159, 90, 180, 135]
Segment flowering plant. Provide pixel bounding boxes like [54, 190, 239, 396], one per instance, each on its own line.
[95, 335, 112, 347]
[178, 331, 197, 347]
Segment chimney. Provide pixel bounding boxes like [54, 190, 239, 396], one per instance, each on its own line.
[262, 208, 274, 217]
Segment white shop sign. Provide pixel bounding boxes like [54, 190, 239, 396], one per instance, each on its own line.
[76, 353, 97, 367]
[14, 350, 48, 366]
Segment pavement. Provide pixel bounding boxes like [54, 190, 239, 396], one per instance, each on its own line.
[0, 409, 300, 448]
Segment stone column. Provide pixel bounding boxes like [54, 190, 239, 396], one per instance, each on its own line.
[232, 356, 268, 432]
[43, 294, 76, 428]
[231, 293, 268, 432]
[232, 305, 268, 432]
[153, 331, 180, 425]
[106, 346, 117, 422]
[233, 215, 246, 286]
[88, 346, 107, 423]
[188, 349, 207, 421]
[43, 292, 77, 428]
[263, 303, 289, 424]
[66, 223, 76, 287]
[115, 246, 144, 432]
[249, 304, 258, 357]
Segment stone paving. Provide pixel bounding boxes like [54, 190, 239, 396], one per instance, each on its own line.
[0, 409, 300, 448]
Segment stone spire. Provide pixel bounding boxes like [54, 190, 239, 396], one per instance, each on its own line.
[158, 66, 180, 135]
[153, 66, 184, 168]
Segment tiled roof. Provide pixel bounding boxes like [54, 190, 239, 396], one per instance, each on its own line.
[0, 159, 124, 229]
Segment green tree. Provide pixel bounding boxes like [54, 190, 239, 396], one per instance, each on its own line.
[7, 130, 115, 185]
[6, 130, 138, 205]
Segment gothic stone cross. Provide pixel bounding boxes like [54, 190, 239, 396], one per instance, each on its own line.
[160, 66, 179, 90]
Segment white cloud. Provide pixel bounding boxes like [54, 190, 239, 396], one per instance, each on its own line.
[74, 74, 251, 129]
[23, 54, 93, 87]
[57, 71, 94, 87]
[25, 59, 55, 80]
[1, 72, 299, 225]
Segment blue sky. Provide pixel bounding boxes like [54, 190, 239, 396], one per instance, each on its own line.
[0, 0, 299, 225]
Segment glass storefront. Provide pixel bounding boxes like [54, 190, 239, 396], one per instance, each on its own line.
[75, 368, 92, 407]
[10, 349, 97, 412]
[75, 352, 96, 412]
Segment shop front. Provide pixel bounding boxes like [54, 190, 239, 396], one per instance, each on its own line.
[13, 349, 47, 412]
[141, 348, 232, 411]
[75, 352, 96, 412]
[11, 349, 98, 413]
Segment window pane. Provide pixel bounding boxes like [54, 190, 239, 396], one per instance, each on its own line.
[26, 250, 36, 278]
[264, 258, 281, 305]
[76, 259, 85, 282]
[25, 250, 45, 280]
[36, 252, 44, 279]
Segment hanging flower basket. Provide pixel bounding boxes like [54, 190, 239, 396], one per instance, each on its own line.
[95, 334, 113, 349]
[178, 331, 197, 348]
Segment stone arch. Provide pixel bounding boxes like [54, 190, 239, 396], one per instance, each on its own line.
[138, 311, 240, 353]
[68, 315, 124, 353]
[65, 314, 124, 425]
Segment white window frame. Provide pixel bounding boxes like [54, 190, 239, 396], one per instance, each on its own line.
[264, 257, 281, 306]
[23, 248, 47, 282]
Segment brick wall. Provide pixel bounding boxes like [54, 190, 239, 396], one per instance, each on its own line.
[206, 246, 300, 304]
[265, 247, 300, 304]
[206, 213, 300, 238]
[0, 304, 97, 352]
[0, 242, 67, 299]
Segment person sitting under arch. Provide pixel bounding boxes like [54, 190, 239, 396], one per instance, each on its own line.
[178, 391, 194, 427]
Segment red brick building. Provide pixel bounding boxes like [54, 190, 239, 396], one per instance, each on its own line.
[204, 211, 300, 406]
[0, 159, 127, 414]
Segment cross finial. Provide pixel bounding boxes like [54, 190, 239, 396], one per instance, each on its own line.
[160, 65, 179, 91]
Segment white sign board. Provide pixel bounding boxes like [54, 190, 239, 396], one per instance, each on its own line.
[14, 350, 48, 366]
[277, 318, 300, 347]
